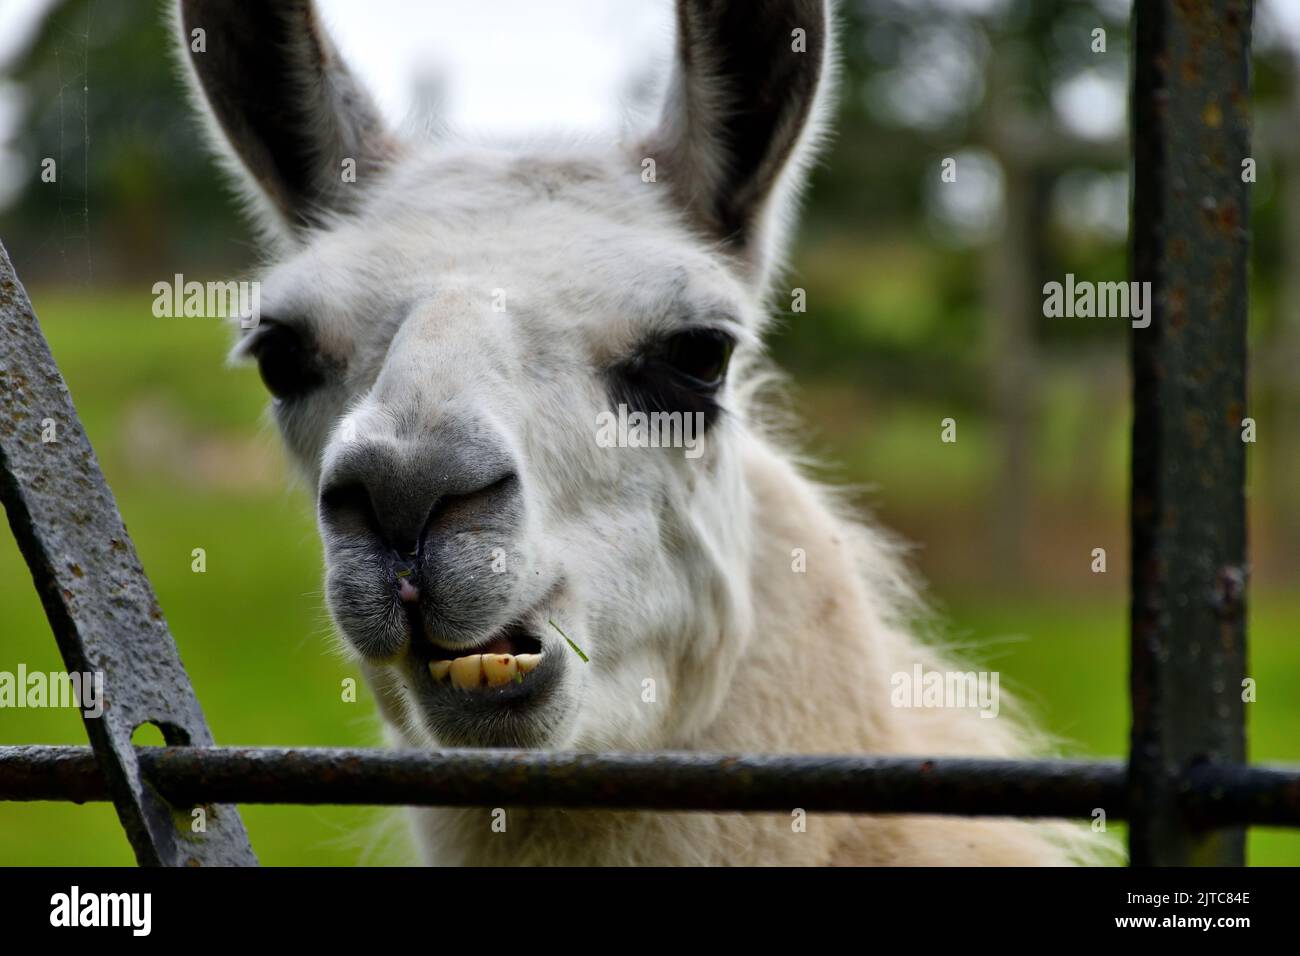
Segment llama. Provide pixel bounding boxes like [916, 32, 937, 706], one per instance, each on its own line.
[176, 0, 1113, 865]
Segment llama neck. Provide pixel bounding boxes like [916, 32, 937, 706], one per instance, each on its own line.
[682, 437, 902, 755]
[407, 438, 1093, 865]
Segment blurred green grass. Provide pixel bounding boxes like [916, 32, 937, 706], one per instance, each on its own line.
[2, 288, 1296, 865]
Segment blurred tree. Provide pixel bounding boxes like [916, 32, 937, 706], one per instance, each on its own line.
[791, 0, 1130, 577]
[0, 0, 244, 283]
[785, 0, 1295, 579]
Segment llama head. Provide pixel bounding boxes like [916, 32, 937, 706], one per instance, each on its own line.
[179, 0, 832, 748]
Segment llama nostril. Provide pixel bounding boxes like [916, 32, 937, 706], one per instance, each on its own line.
[321, 480, 421, 556]
[321, 467, 520, 557]
[419, 470, 520, 541]
[319, 480, 381, 539]
[320, 424, 521, 555]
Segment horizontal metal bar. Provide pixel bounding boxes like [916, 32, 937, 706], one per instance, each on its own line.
[2, 746, 1123, 818]
[1181, 762, 1300, 828]
[7, 746, 1297, 826]
[0, 745, 1122, 818]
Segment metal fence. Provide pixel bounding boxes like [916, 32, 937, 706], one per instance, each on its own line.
[1, 0, 1298, 867]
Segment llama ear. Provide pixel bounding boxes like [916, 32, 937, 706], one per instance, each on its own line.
[644, 0, 831, 280]
[176, 0, 397, 239]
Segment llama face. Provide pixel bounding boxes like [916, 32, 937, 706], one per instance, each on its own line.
[243, 153, 759, 747]
[179, 0, 829, 748]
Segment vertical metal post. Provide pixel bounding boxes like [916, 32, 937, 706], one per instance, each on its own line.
[1130, 0, 1254, 865]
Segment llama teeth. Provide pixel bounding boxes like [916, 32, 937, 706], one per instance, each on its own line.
[428, 660, 451, 683]
[438, 652, 540, 689]
[449, 655, 484, 689]
[482, 654, 518, 687]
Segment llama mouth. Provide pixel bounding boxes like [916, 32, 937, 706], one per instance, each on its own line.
[397, 582, 571, 747]
[406, 618, 566, 748]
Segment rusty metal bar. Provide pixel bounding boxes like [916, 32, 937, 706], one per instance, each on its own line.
[1129, 1, 1254, 865]
[9, 747, 1296, 825]
[0, 746, 1127, 817]
[1181, 762, 1300, 828]
[0, 243, 257, 866]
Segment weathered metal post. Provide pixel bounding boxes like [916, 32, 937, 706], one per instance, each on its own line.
[0, 243, 257, 866]
[1129, 0, 1254, 865]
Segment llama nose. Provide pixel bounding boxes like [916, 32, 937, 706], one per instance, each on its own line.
[319, 439, 518, 557]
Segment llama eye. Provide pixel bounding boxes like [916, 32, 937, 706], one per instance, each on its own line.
[660, 329, 734, 388]
[248, 323, 324, 400]
[610, 327, 734, 428]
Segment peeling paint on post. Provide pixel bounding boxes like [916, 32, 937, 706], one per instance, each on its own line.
[1129, 0, 1253, 866]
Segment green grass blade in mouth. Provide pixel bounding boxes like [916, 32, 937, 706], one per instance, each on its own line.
[548, 619, 589, 663]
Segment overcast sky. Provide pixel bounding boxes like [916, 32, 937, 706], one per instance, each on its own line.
[0, 0, 674, 133]
[313, 0, 674, 134]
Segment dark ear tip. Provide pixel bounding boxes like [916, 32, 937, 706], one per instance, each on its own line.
[656, 0, 833, 264]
